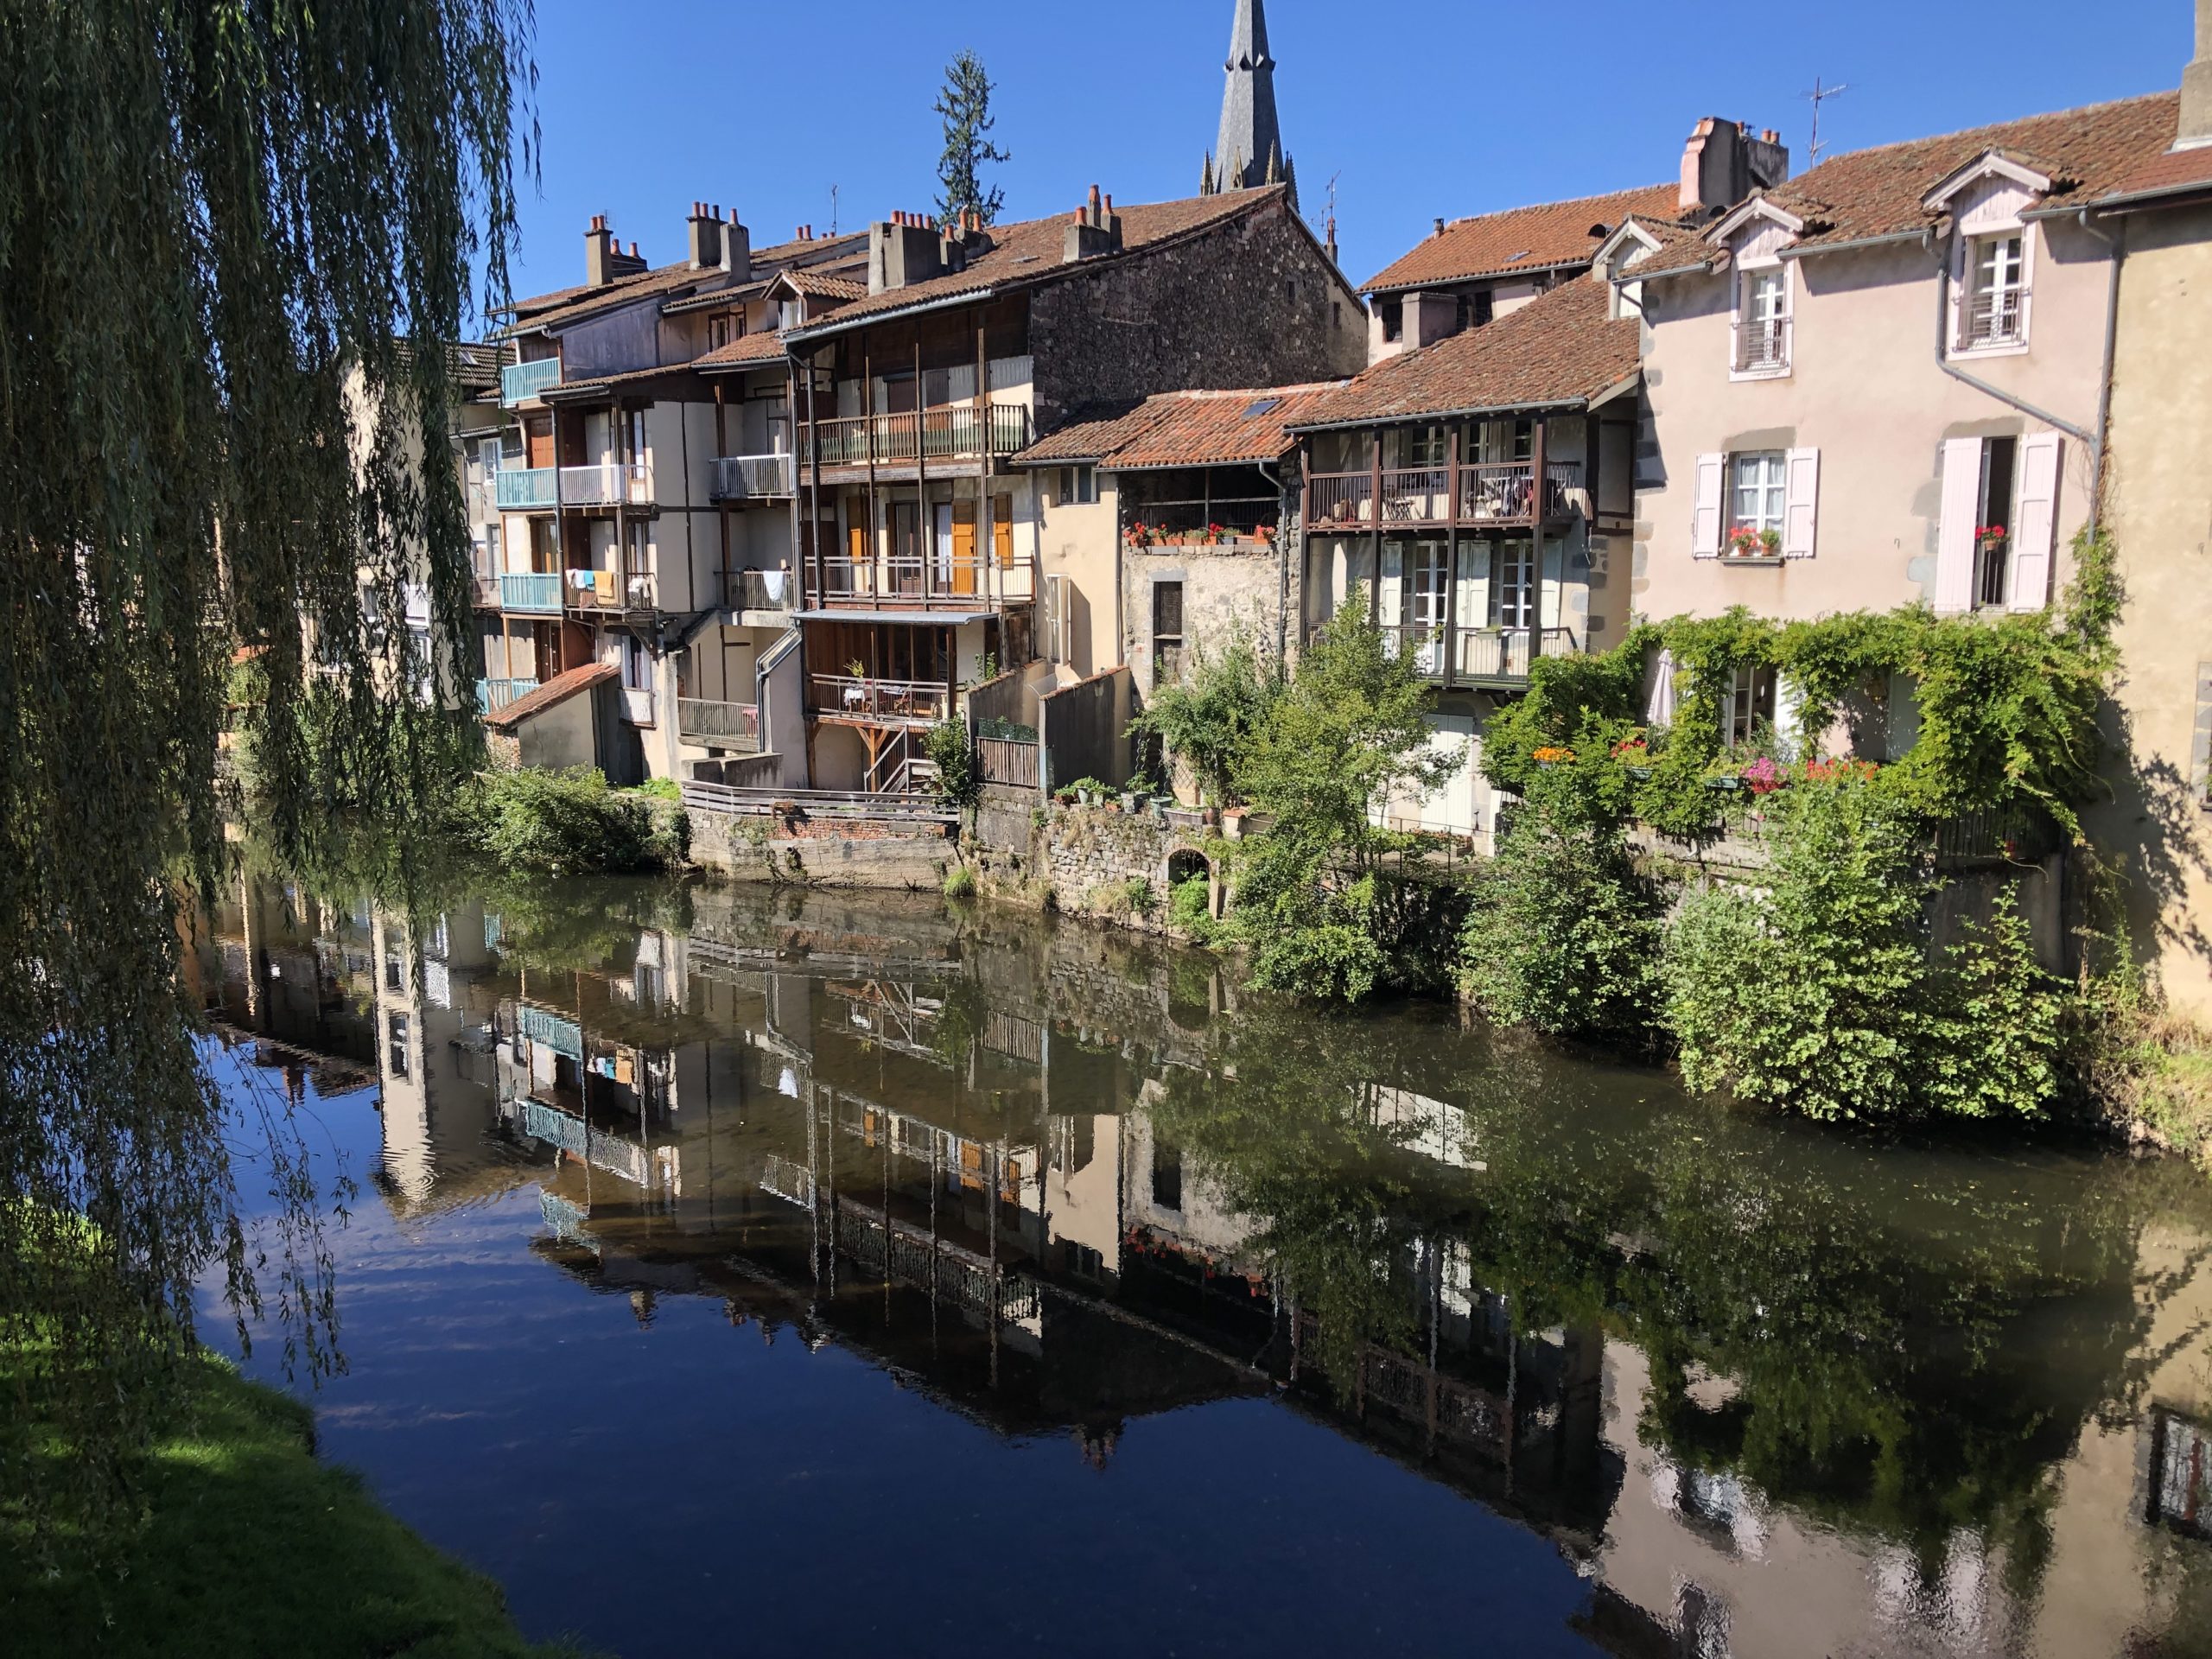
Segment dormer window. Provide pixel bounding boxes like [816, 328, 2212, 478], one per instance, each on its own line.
[1380, 297, 1404, 345]
[1961, 232, 2029, 350]
[1732, 264, 1791, 377]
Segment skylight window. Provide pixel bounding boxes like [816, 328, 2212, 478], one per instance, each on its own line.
[1243, 397, 1281, 418]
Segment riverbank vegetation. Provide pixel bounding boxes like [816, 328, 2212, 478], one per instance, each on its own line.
[3, 1335, 581, 1657]
[448, 766, 690, 874]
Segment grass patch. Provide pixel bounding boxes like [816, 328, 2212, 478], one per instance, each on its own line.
[2, 1345, 587, 1657]
[2115, 1014, 2212, 1164]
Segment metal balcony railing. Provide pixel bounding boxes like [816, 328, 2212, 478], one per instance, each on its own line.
[734, 569, 793, 612]
[1456, 626, 1579, 683]
[495, 467, 557, 512]
[677, 698, 760, 750]
[1961, 287, 2029, 350]
[499, 571, 563, 613]
[1306, 462, 1584, 530]
[501, 359, 562, 406]
[559, 462, 651, 507]
[813, 550, 1035, 609]
[709, 453, 796, 501]
[518, 1004, 582, 1060]
[566, 569, 655, 613]
[1733, 315, 1792, 373]
[474, 677, 539, 714]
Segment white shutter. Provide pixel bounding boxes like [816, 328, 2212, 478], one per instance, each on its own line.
[1947, 237, 1968, 355]
[1645, 648, 1677, 725]
[1776, 674, 1806, 760]
[1933, 436, 1982, 613]
[1691, 454, 1726, 557]
[1456, 540, 1491, 636]
[1783, 448, 1821, 558]
[1539, 538, 1565, 633]
[2007, 433, 2062, 613]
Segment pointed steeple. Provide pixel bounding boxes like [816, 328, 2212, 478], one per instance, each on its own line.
[1212, 0, 1281, 193]
[1202, 152, 1217, 197]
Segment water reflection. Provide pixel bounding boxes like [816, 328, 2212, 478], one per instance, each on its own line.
[193, 872, 2212, 1658]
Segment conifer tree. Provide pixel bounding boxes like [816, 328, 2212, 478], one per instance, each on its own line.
[933, 50, 1011, 226]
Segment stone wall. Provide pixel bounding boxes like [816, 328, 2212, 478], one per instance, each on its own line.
[965, 785, 1223, 937]
[690, 807, 955, 890]
[1029, 193, 1366, 435]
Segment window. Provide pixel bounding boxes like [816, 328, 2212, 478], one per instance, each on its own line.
[708, 315, 734, 351]
[384, 950, 404, 992]
[1734, 265, 1790, 374]
[1380, 297, 1404, 344]
[1491, 539, 1535, 630]
[621, 634, 652, 693]
[1456, 289, 1494, 334]
[1975, 436, 2018, 608]
[1152, 580, 1185, 684]
[1332, 301, 1343, 331]
[1726, 451, 1788, 556]
[1723, 665, 1776, 747]
[386, 1012, 410, 1080]
[626, 408, 647, 467]
[1472, 419, 1533, 465]
[1961, 232, 2029, 350]
[1059, 465, 1097, 505]
[1389, 424, 1448, 469]
[1151, 1139, 1183, 1211]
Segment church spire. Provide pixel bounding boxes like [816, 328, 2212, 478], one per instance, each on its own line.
[1211, 0, 1281, 194]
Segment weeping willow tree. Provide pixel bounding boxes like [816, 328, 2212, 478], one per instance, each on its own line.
[0, 0, 531, 1536]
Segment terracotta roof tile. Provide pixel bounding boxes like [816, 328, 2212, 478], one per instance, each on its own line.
[695, 329, 791, 371]
[784, 269, 868, 302]
[1289, 277, 1637, 429]
[483, 661, 618, 730]
[791, 188, 1289, 337]
[1018, 382, 1350, 470]
[505, 263, 723, 335]
[1764, 92, 2180, 249]
[1363, 183, 1683, 295]
[2101, 139, 2212, 205]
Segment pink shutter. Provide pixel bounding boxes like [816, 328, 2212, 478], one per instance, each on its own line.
[1933, 437, 1981, 613]
[1691, 454, 1725, 558]
[2006, 433, 2062, 613]
[1783, 448, 1820, 558]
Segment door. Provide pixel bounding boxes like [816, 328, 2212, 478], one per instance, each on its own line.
[949, 501, 977, 595]
[524, 416, 555, 470]
[891, 502, 921, 594]
[1408, 541, 1448, 677]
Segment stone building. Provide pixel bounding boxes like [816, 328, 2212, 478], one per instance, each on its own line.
[779, 183, 1364, 794]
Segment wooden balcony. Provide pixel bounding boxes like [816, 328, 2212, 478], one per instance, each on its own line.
[709, 453, 795, 502]
[813, 550, 1035, 613]
[1306, 461, 1584, 533]
[677, 698, 760, 751]
[803, 403, 1032, 474]
[565, 569, 655, 616]
[809, 674, 952, 727]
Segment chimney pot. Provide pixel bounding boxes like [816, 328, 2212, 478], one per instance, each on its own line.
[1434, 217, 1446, 238]
[1089, 184, 1102, 213]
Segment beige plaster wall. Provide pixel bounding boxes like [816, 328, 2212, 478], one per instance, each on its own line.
[1636, 219, 2112, 623]
[2086, 202, 2212, 1017]
[1036, 474, 1122, 678]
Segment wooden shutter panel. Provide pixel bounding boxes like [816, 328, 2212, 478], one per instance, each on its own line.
[2007, 433, 2062, 613]
[1691, 454, 1725, 557]
[1933, 436, 1982, 613]
[950, 500, 978, 597]
[992, 494, 1015, 568]
[1783, 448, 1821, 558]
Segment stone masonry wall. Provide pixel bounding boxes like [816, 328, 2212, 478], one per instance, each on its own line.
[965, 785, 1223, 937]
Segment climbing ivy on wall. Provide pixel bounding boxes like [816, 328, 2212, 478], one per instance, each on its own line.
[1484, 531, 2119, 842]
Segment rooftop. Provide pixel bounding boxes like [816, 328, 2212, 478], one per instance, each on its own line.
[1288, 276, 1638, 430]
[1018, 382, 1348, 470]
[484, 661, 618, 731]
[789, 187, 1293, 339]
[1363, 182, 1684, 296]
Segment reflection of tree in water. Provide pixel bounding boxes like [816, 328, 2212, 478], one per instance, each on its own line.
[1149, 992, 2212, 1564]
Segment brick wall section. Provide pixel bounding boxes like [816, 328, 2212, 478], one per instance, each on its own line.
[1030, 196, 1366, 435]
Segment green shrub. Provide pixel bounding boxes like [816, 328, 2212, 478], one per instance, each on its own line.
[448, 766, 681, 874]
[1123, 876, 1157, 919]
[632, 777, 682, 803]
[1459, 799, 1665, 1045]
[1662, 778, 2060, 1121]
[1247, 871, 1389, 1003]
[943, 865, 977, 900]
[922, 721, 980, 809]
[1125, 624, 1282, 805]
[1169, 875, 1217, 941]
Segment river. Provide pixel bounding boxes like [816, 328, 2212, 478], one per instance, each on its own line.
[188, 871, 2212, 1658]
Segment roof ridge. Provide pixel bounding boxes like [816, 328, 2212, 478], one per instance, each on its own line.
[1792, 88, 2175, 178]
[1443, 180, 1675, 229]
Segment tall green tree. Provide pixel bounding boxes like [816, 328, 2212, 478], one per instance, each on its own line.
[932, 49, 1010, 226]
[0, 0, 529, 1535]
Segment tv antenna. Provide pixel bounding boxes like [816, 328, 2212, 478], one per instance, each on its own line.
[830, 184, 840, 236]
[1805, 77, 1849, 163]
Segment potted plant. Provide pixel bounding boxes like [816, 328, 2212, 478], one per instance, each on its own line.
[1740, 755, 1786, 796]
[1611, 732, 1653, 781]
[1975, 524, 2008, 559]
[1221, 804, 1250, 840]
[1726, 524, 1782, 558]
[1532, 745, 1575, 770]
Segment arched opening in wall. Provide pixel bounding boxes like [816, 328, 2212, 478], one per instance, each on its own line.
[1163, 849, 1216, 1033]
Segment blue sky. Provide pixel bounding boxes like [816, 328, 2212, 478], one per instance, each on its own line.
[499, 0, 2190, 310]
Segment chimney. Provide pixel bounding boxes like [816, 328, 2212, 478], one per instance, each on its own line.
[869, 215, 944, 294]
[1063, 185, 1123, 263]
[2183, 0, 2212, 149]
[1325, 213, 1338, 266]
[722, 208, 752, 283]
[585, 213, 615, 285]
[688, 201, 721, 269]
[1433, 216, 1446, 238]
[1679, 117, 1791, 216]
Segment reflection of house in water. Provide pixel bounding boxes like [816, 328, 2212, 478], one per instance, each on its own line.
[191, 874, 379, 1096]
[210, 877, 2212, 1658]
